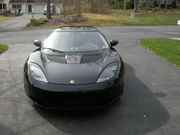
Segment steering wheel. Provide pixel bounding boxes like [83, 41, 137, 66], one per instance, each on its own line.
[80, 42, 99, 50]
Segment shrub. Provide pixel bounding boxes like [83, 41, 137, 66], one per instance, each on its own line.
[35, 18, 48, 25]
[112, 0, 134, 9]
[84, 0, 111, 13]
[113, 1, 124, 9]
[26, 18, 48, 26]
[152, 7, 159, 12]
[168, 1, 177, 9]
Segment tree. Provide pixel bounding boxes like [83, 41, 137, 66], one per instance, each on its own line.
[47, 0, 51, 19]
[75, 0, 82, 17]
[158, 0, 161, 10]
[152, 0, 155, 8]
[165, 0, 167, 12]
[145, 0, 148, 12]
[124, 0, 127, 10]
[134, 0, 138, 12]
[176, 0, 180, 8]
[61, 0, 67, 18]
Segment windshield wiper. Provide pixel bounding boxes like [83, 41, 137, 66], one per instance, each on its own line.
[43, 47, 65, 53]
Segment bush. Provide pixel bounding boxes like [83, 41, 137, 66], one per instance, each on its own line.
[0, 10, 11, 16]
[26, 18, 48, 26]
[35, 18, 48, 25]
[152, 7, 159, 12]
[113, 1, 124, 9]
[84, 0, 111, 13]
[112, 0, 134, 9]
[168, 1, 177, 9]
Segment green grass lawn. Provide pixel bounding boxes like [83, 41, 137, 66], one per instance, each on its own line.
[26, 10, 180, 29]
[60, 12, 180, 26]
[110, 13, 180, 25]
[140, 38, 180, 67]
[0, 44, 8, 54]
[0, 16, 10, 21]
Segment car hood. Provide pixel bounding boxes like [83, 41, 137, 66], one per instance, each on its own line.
[29, 49, 120, 85]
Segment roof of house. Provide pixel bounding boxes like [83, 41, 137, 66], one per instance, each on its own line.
[10, 0, 27, 3]
[27, 0, 46, 3]
[10, 0, 46, 3]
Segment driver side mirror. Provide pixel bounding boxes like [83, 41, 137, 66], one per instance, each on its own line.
[33, 40, 42, 48]
[110, 40, 119, 46]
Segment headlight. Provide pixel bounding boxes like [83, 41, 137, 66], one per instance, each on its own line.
[97, 63, 118, 83]
[28, 63, 48, 83]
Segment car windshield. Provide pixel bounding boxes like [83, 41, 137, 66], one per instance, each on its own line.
[43, 31, 109, 52]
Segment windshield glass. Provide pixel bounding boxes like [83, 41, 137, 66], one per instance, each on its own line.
[43, 31, 109, 52]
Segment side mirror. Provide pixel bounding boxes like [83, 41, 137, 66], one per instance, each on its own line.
[110, 40, 119, 46]
[33, 40, 42, 47]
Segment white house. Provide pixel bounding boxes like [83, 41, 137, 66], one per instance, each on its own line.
[9, 0, 61, 14]
[0, 0, 10, 11]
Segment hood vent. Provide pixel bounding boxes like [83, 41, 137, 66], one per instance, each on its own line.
[46, 55, 66, 63]
[81, 53, 103, 63]
[45, 52, 104, 64]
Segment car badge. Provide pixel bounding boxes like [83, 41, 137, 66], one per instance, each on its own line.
[70, 80, 75, 84]
[65, 55, 82, 64]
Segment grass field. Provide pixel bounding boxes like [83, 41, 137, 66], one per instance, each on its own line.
[0, 16, 10, 21]
[0, 45, 8, 54]
[141, 38, 180, 67]
[73, 12, 180, 26]
[26, 10, 180, 28]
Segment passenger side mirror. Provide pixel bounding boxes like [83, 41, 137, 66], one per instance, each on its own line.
[33, 40, 42, 48]
[110, 40, 119, 46]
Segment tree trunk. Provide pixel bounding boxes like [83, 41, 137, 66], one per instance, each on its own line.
[158, 0, 161, 10]
[152, 0, 155, 8]
[165, 0, 167, 12]
[134, 0, 138, 12]
[62, 0, 66, 18]
[47, 0, 51, 19]
[75, 0, 82, 17]
[177, 0, 180, 8]
[124, 0, 127, 10]
[145, 0, 148, 12]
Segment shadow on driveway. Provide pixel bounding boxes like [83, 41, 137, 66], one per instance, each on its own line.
[34, 63, 169, 135]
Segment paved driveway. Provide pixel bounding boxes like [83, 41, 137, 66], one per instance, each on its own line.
[0, 26, 180, 135]
[0, 14, 45, 32]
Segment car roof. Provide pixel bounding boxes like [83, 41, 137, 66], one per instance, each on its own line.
[54, 26, 98, 32]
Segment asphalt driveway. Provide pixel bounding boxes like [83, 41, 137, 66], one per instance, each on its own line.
[0, 26, 180, 135]
[0, 14, 45, 32]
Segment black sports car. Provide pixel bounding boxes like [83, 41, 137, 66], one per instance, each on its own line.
[23, 27, 125, 110]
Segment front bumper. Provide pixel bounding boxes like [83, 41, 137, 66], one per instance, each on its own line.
[24, 74, 124, 110]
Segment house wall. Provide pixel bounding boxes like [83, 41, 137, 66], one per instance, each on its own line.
[27, 3, 45, 14]
[9, 2, 62, 14]
[0, 0, 10, 10]
[9, 2, 26, 14]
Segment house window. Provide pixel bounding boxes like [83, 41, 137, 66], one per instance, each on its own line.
[0, 4, 7, 10]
